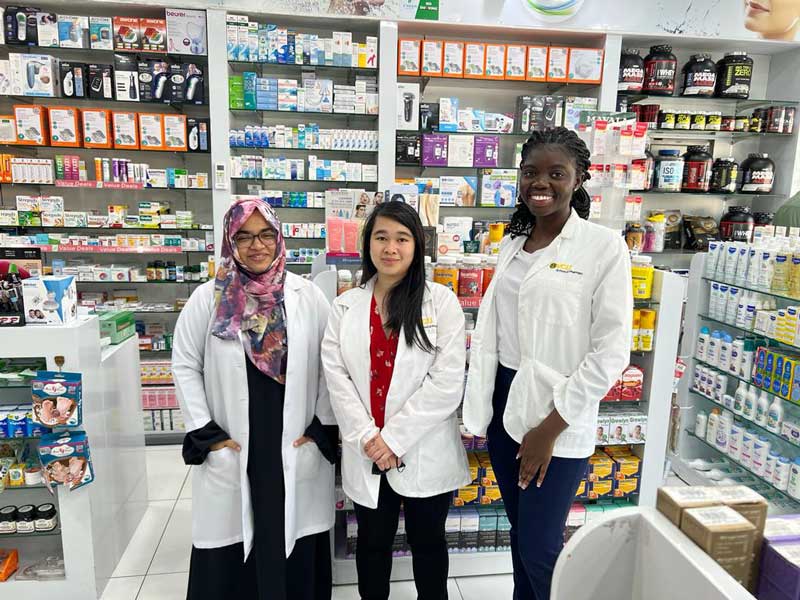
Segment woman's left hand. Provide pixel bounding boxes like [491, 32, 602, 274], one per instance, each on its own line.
[293, 436, 314, 447]
[517, 426, 558, 490]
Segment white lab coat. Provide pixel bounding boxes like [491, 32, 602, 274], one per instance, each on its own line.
[464, 209, 633, 459]
[172, 274, 335, 559]
[322, 279, 471, 509]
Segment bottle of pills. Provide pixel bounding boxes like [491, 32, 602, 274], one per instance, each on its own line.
[433, 256, 459, 292]
[458, 256, 484, 299]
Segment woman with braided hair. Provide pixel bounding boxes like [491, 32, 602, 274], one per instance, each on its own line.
[464, 127, 632, 599]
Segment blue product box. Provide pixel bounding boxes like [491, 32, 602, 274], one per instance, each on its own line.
[6, 406, 26, 438]
[21, 276, 77, 325]
[243, 72, 257, 110]
[39, 429, 95, 490]
[0, 409, 7, 438]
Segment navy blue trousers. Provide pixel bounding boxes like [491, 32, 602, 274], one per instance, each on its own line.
[487, 365, 589, 600]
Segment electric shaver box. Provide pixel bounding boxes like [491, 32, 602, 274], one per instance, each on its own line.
[138, 60, 171, 103]
[88, 64, 114, 100]
[59, 62, 87, 99]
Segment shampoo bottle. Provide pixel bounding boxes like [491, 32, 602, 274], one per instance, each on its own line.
[755, 390, 770, 426]
[767, 396, 784, 434]
[733, 380, 748, 416]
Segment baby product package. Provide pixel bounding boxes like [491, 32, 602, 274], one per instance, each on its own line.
[31, 371, 82, 428]
[39, 430, 94, 491]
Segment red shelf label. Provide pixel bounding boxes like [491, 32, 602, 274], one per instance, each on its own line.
[55, 180, 145, 190]
[458, 297, 482, 309]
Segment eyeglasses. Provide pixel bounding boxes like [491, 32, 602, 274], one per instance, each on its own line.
[233, 230, 278, 248]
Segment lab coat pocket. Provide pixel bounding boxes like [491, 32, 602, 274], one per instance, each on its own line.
[296, 441, 322, 481]
[203, 447, 241, 490]
[530, 276, 584, 327]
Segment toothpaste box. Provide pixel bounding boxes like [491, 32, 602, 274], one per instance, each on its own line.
[31, 371, 82, 428]
[38, 429, 95, 491]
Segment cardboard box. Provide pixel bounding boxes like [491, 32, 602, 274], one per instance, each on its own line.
[81, 109, 111, 148]
[113, 17, 141, 51]
[21, 276, 78, 324]
[505, 44, 527, 80]
[420, 40, 444, 77]
[657, 486, 721, 528]
[58, 15, 89, 48]
[396, 83, 420, 131]
[88, 64, 114, 100]
[113, 54, 139, 102]
[484, 44, 506, 80]
[568, 48, 604, 84]
[139, 114, 165, 150]
[19, 55, 59, 97]
[398, 38, 421, 76]
[526, 46, 548, 82]
[443, 41, 465, 78]
[89, 16, 113, 51]
[0, 116, 15, 144]
[48, 107, 81, 148]
[140, 19, 167, 53]
[587, 451, 616, 481]
[165, 8, 207, 56]
[547, 47, 569, 82]
[464, 43, 486, 79]
[13, 105, 47, 146]
[163, 115, 187, 152]
[36, 12, 59, 47]
[112, 111, 139, 149]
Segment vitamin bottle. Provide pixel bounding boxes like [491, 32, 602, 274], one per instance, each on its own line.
[433, 256, 459, 292]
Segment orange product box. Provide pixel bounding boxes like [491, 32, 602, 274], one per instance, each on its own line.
[140, 18, 167, 53]
[13, 105, 48, 146]
[0, 548, 19, 582]
[139, 113, 165, 150]
[0, 154, 12, 182]
[568, 47, 605, 84]
[464, 42, 486, 79]
[113, 16, 141, 51]
[112, 111, 139, 149]
[48, 107, 82, 148]
[398, 38, 422, 76]
[547, 46, 570, 82]
[0, 115, 16, 144]
[505, 44, 527, 80]
[81, 109, 112, 148]
[421, 39, 444, 77]
[442, 40, 465, 78]
[526, 46, 548, 82]
[588, 479, 613, 500]
[484, 44, 506, 80]
[163, 114, 188, 152]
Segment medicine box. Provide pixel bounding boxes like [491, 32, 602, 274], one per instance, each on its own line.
[139, 114, 165, 150]
[421, 40, 444, 77]
[460, 508, 479, 552]
[99, 310, 136, 344]
[526, 46, 548, 81]
[397, 38, 421, 76]
[443, 41, 465, 78]
[13, 105, 48, 146]
[112, 112, 139, 149]
[484, 44, 506, 80]
[547, 47, 570, 82]
[505, 44, 527, 80]
[464, 42, 486, 79]
[21, 276, 77, 325]
[48, 107, 81, 148]
[36, 12, 59, 47]
[587, 451, 615, 481]
[568, 48, 604, 84]
[82, 109, 112, 148]
[477, 507, 497, 552]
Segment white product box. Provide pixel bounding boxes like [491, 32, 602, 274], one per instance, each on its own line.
[398, 39, 421, 74]
[36, 13, 59, 47]
[421, 40, 444, 76]
[89, 16, 113, 51]
[0, 60, 10, 96]
[0, 210, 18, 226]
[447, 135, 475, 167]
[439, 97, 459, 132]
[568, 48, 604, 84]
[396, 83, 420, 131]
[0, 115, 15, 142]
[139, 114, 164, 149]
[443, 41, 465, 77]
[165, 8, 207, 56]
[526, 46, 548, 81]
[20, 55, 59, 97]
[58, 15, 89, 48]
[21, 276, 78, 325]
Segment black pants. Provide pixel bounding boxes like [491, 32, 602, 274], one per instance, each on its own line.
[353, 476, 451, 600]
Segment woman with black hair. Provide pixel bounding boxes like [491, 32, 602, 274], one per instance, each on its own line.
[464, 127, 632, 600]
[322, 201, 470, 600]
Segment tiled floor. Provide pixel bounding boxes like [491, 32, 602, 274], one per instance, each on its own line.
[101, 445, 514, 600]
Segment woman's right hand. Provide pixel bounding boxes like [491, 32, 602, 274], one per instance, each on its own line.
[209, 439, 241, 452]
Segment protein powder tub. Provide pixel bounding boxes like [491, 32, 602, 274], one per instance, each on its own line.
[691, 112, 707, 130]
[785, 107, 796, 134]
[751, 108, 768, 133]
[618, 48, 645, 93]
[0, 506, 16, 534]
[754, 212, 774, 226]
[721, 115, 736, 131]
[658, 109, 676, 129]
[720, 206, 755, 243]
[675, 110, 692, 130]
[706, 112, 722, 131]
[710, 158, 739, 194]
[741, 153, 776, 194]
[681, 54, 717, 96]
[716, 52, 753, 99]
[682, 146, 713, 192]
[16, 504, 35, 534]
[768, 106, 787, 133]
[735, 116, 750, 132]
[34, 503, 58, 532]
[655, 149, 684, 192]
[643, 45, 677, 96]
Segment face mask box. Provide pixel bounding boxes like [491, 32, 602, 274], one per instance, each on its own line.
[113, 17, 141, 51]
[165, 9, 207, 56]
[38, 430, 95, 491]
[89, 16, 113, 51]
[31, 371, 82, 428]
[35, 13, 58, 47]
[58, 15, 89, 49]
[21, 276, 77, 325]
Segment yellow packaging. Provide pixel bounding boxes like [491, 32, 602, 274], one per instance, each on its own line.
[789, 254, 800, 296]
[453, 484, 480, 506]
[639, 309, 657, 352]
[631, 257, 654, 299]
[588, 479, 613, 499]
[481, 464, 497, 487]
[587, 452, 615, 481]
[632, 309, 641, 351]
[613, 454, 642, 478]
[613, 477, 640, 498]
[7, 463, 25, 487]
[480, 485, 503, 505]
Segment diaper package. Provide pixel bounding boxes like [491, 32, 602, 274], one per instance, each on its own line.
[31, 371, 82, 428]
[38, 430, 94, 491]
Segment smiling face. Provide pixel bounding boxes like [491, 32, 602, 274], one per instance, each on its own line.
[519, 145, 582, 223]
[369, 215, 415, 281]
[233, 211, 277, 274]
[744, 0, 800, 39]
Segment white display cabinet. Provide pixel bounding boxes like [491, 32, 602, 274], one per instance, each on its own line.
[0, 318, 147, 599]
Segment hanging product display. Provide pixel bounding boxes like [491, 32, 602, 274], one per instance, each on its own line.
[31, 371, 83, 428]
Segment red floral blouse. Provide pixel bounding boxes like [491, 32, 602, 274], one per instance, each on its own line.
[369, 296, 399, 429]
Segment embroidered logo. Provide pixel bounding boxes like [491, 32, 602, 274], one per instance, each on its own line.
[549, 263, 583, 276]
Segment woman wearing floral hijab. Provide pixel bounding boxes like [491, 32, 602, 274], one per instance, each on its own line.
[172, 196, 336, 600]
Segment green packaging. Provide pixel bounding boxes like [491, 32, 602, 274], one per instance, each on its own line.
[99, 311, 135, 344]
[228, 75, 245, 110]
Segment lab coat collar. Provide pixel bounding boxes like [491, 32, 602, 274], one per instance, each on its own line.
[338, 276, 433, 308]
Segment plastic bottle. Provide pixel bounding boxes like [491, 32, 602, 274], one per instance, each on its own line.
[433, 256, 459, 292]
[639, 310, 656, 352]
[733, 381, 748, 416]
[632, 310, 642, 352]
[789, 253, 800, 296]
[707, 330, 722, 366]
[696, 327, 710, 361]
[740, 428, 756, 468]
[723, 394, 735, 412]
[728, 420, 744, 461]
[706, 409, 720, 445]
[709, 282, 721, 319]
[755, 390, 770, 426]
[723, 242, 740, 280]
[458, 256, 484, 299]
[695, 410, 708, 438]
[693, 364, 703, 391]
[716, 411, 732, 452]
[735, 293, 750, 328]
[725, 288, 740, 324]
[752, 436, 772, 476]
[788, 458, 800, 499]
[706, 241, 722, 278]
[764, 450, 780, 482]
[739, 337, 755, 380]
[767, 396, 784, 433]
[759, 248, 776, 288]
[719, 333, 733, 371]
[735, 243, 750, 284]
[774, 457, 791, 491]
[772, 245, 792, 292]
[715, 373, 728, 403]
[744, 384, 758, 420]
[729, 338, 744, 376]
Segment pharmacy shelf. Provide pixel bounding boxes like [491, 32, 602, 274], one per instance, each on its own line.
[698, 313, 800, 357]
[620, 94, 800, 111]
[11, 226, 213, 233]
[693, 358, 753, 389]
[3, 94, 207, 111]
[702, 275, 800, 304]
[639, 190, 786, 199]
[2, 181, 210, 192]
[398, 129, 530, 137]
[0, 45, 208, 62]
[230, 108, 378, 120]
[230, 177, 377, 184]
[1, 245, 210, 255]
[228, 61, 378, 75]
[141, 382, 174, 387]
[0, 527, 61, 539]
[76, 280, 204, 286]
[333, 550, 512, 585]
[1, 484, 49, 490]
[398, 73, 599, 94]
[647, 130, 794, 141]
[397, 165, 517, 171]
[230, 146, 378, 154]
[685, 429, 800, 507]
[0, 143, 208, 155]
[144, 431, 185, 446]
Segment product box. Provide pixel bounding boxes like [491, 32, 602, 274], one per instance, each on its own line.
[182, 64, 205, 105]
[187, 117, 209, 153]
[480, 169, 517, 207]
[421, 39, 444, 77]
[13, 105, 47, 146]
[464, 42, 486, 79]
[35, 12, 58, 47]
[564, 96, 599, 130]
[453, 484, 480, 507]
[88, 64, 114, 101]
[574, 478, 589, 500]
[89, 16, 113, 51]
[38, 429, 94, 491]
[505, 44, 527, 80]
[21, 276, 77, 325]
[58, 15, 89, 48]
[547, 47, 570, 82]
[397, 83, 420, 131]
[445, 511, 461, 552]
[140, 19, 167, 53]
[657, 486, 721, 527]
[139, 113, 165, 150]
[588, 479, 613, 500]
[568, 48, 604, 84]
[419, 102, 440, 133]
[473, 135, 499, 168]
[48, 107, 80, 148]
[759, 542, 800, 599]
[613, 476, 641, 498]
[496, 511, 512, 551]
[99, 310, 136, 344]
[0, 116, 16, 143]
[526, 46, 548, 82]
[31, 371, 82, 428]
[460, 508, 480, 552]
[113, 17, 141, 51]
[137, 60, 170, 103]
[477, 507, 498, 552]
[398, 38, 421, 76]
[439, 97, 459, 132]
[163, 114, 188, 152]
[82, 109, 111, 148]
[440, 176, 477, 207]
[112, 111, 139, 149]
[484, 44, 506, 80]
[19, 55, 59, 97]
[443, 40, 465, 78]
[0, 247, 42, 278]
[587, 451, 615, 482]
[421, 134, 448, 167]
[114, 54, 140, 102]
[59, 62, 87, 99]
[166, 9, 207, 56]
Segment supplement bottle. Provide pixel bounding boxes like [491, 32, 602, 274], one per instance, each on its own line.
[706, 111, 722, 131]
[658, 109, 676, 130]
[682, 146, 713, 192]
[630, 149, 655, 191]
[774, 457, 791, 490]
[643, 45, 677, 96]
[631, 255, 654, 299]
[0, 506, 16, 534]
[719, 206, 755, 243]
[654, 150, 684, 192]
[694, 410, 708, 438]
[34, 503, 57, 532]
[618, 48, 645, 93]
[788, 458, 800, 499]
[675, 110, 692, 130]
[740, 153, 776, 194]
[710, 158, 739, 194]
[715, 52, 753, 99]
[682, 54, 717, 96]
[691, 112, 708, 131]
[458, 256, 484, 299]
[16, 504, 35, 534]
[433, 256, 459, 292]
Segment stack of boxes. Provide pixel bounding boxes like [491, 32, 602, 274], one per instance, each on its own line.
[596, 407, 648, 445]
[759, 514, 800, 599]
[753, 346, 800, 405]
[575, 447, 643, 501]
[453, 451, 501, 507]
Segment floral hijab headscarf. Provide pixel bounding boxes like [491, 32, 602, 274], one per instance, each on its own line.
[212, 197, 288, 384]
